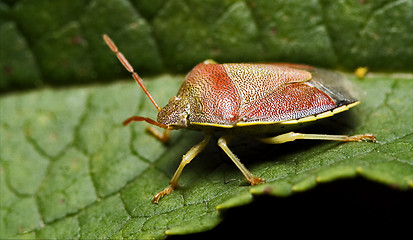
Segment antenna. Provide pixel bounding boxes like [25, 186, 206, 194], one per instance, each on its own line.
[103, 34, 161, 112]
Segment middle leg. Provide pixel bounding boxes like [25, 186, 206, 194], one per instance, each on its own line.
[217, 135, 265, 185]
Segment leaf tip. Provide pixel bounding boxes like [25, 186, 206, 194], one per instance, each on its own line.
[216, 191, 254, 210]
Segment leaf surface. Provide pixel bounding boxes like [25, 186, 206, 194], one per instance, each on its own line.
[1, 0, 412, 91]
[1, 73, 412, 239]
[1, 0, 412, 238]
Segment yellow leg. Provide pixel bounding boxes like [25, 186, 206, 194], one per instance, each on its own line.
[153, 135, 211, 203]
[146, 127, 170, 143]
[258, 132, 376, 144]
[217, 135, 265, 185]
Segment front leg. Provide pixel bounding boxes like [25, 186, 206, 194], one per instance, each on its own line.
[153, 135, 211, 203]
[146, 126, 170, 143]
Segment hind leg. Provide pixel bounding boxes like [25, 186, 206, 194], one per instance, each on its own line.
[257, 132, 375, 144]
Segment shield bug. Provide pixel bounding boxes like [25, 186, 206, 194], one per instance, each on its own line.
[103, 34, 375, 203]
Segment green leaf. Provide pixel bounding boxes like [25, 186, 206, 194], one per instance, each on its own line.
[1, 72, 412, 239]
[1, 0, 412, 238]
[1, 0, 413, 91]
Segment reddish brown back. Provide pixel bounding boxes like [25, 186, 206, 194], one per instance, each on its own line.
[178, 63, 338, 126]
[179, 63, 241, 124]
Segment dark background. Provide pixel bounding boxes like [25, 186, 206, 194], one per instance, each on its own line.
[170, 178, 413, 239]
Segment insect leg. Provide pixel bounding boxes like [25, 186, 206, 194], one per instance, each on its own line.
[153, 134, 211, 203]
[146, 127, 170, 143]
[217, 135, 265, 186]
[257, 132, 376, 144]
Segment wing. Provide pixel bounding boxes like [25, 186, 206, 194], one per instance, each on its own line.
[238, 82, 339, 123]
[223, 63, 312, 105]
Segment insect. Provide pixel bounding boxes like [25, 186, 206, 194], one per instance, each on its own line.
[103, 34, 375, 203]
